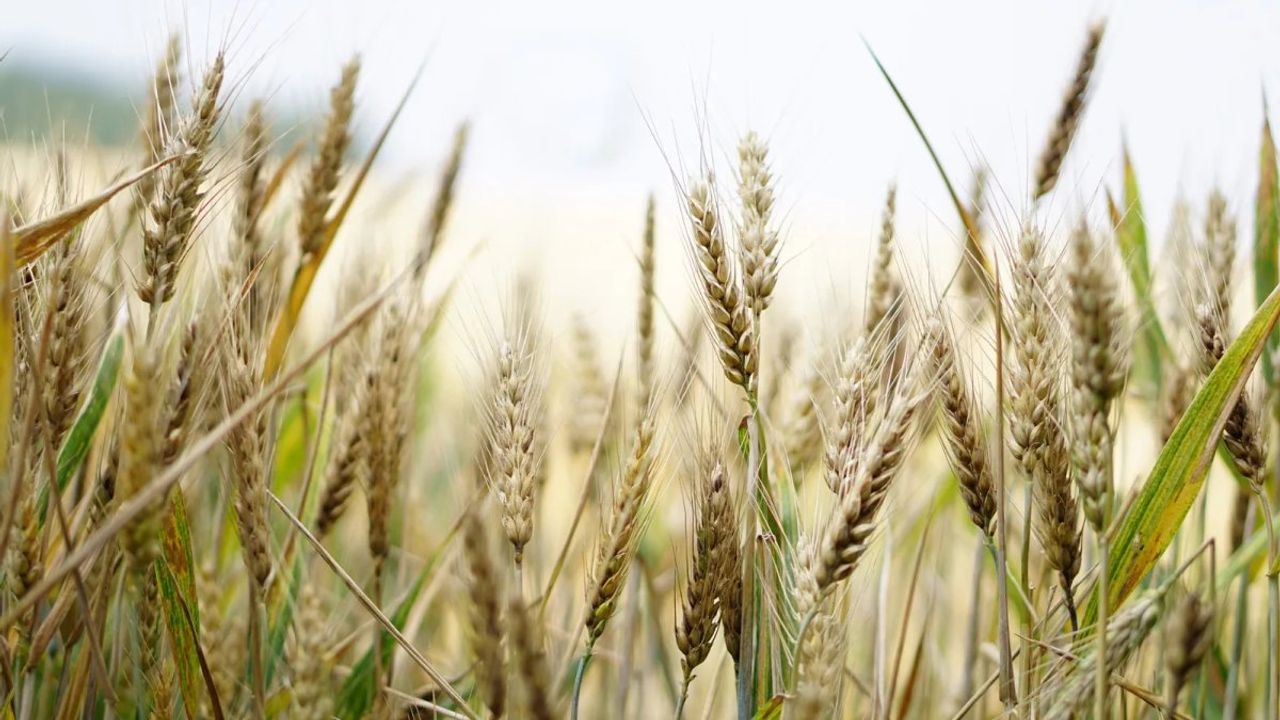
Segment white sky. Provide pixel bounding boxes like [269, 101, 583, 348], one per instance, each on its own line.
[4, 0, 1279, 337]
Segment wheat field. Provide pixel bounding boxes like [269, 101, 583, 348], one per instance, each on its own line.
[0, 16, 1278, 720]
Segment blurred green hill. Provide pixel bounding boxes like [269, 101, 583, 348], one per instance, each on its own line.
[0, 60, 138, 146]
[0, 59, 353, 158]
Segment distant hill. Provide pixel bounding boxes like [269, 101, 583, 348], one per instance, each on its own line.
[0, 59, 356, 160]
[0, 61, 139, 147]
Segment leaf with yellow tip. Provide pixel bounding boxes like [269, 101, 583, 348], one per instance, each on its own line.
[1085, 281, 1280, 624]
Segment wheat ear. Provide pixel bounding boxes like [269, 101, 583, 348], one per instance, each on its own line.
[1008, 226, 1083, 629]
[297, 57, 359, 265]
[926, 318, 997, 539]
[138, 52, 225, 312]
[816, 350, 927, 591]
[1033, 22, 1104, 199]
[688, 178, 757, 396]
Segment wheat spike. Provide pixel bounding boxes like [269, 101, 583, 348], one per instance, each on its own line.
[297, 57, 359, 263]
[1008, 226, 1083, 628]
[866, 185, 901, 334]
[688, 178, 757, 396]
[585, 412, 656, 644]
[138, 52, 225, 308]
[816, 351, 927, 591]
[738, 131, 780, 316]
[1066, 223, 1128, 531]
[1033, 22, 1104, 199]
[927, 318, 997, 539]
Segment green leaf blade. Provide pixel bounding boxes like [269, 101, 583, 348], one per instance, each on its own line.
[1087, 281, 1280, 624]
[1255, 113, 1280, 385]
[39, 319, 124, 521]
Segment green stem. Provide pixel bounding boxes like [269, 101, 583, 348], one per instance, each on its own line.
[1018, 482, 1033, 711]
[1096, 533, 1110, 720]
[1224, 567, 1250, 720]
[571, 644, 595, 720]
[1258, 490, 1279, 720]
[1096, 453, 1115, 720]
[737, 407, 762, 720]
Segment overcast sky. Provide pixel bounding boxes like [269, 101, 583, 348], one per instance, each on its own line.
[4, 1, 1279, 330]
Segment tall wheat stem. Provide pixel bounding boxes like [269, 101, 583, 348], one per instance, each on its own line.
[737, 408, 761, 720]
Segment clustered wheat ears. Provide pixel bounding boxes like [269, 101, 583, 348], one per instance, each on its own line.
[1008, 225, 1084, 630]
[816, 351, 929, 591]
[0, 19, 1276, 720]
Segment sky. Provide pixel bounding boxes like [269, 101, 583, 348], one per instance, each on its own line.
[3, 0, 1279, 338]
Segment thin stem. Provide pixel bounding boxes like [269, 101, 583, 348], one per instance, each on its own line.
[1258, 490, 1279, 720]
[1223, 564, 1250, 720]
[1096, 533, 1110, 720]
[1269, 575, 1279, 720]
[957, 539, 984, 719]
[737, 407, 762, 720]
[248, 580, 266, 720]
[1019, 481, 1033, 708]
[675, 674, 691, 720]
[1097, 455, 1115, 720]
[992, 260, 1017, 710]
[570, 643, 596, 720]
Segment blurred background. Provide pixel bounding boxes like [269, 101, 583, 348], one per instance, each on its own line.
[3, 0, 1279, 349]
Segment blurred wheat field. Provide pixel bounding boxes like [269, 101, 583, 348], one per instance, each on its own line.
[1, 17, 1280, 720]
